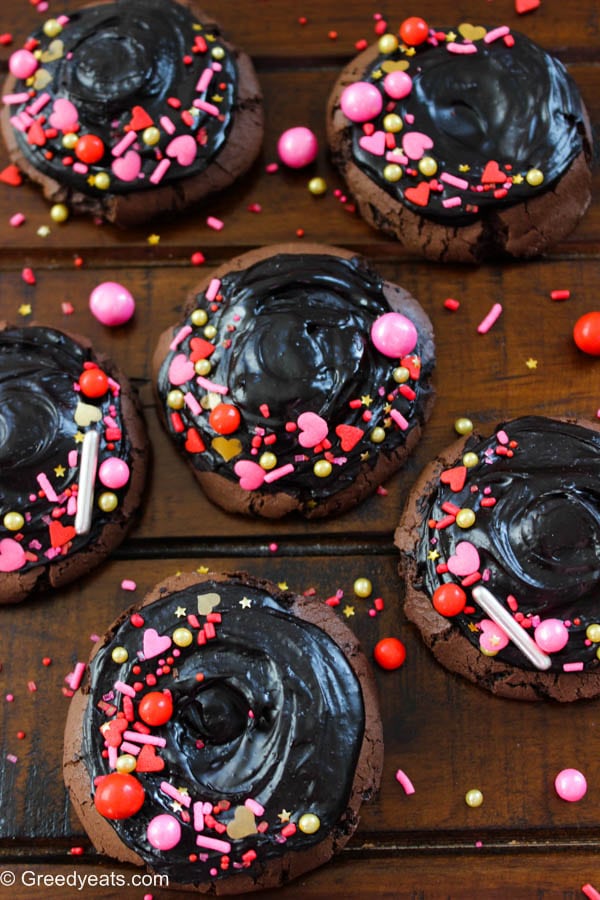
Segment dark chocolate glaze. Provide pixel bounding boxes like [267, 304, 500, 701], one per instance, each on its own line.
[82, 577, 365, 885]
[351, 27, 587, 222]
[0, 326, 133, 572]
[7, 0, 237, 196]
[417, 417, 600, 671]
[156, 253, 434, 503]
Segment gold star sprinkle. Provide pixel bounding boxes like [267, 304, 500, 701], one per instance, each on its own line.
[458, 164, 471, 173]
[171, 801, 183, 812]
[525, 358, 538, 370]
[427, 549, 440, 561]
[18, 304, 32, 317]
[175, 606, 187, 618]
[37, 225, 51, 238]
[211, 94, 223, 103]
[196, 565, 209, 574]
[371, 69, 383, 80]
[360, 451, 370, 461]
[54, 465, 66, 478]
[239, 596, 252, 609]
[74, 431, 85, 444]
[343, 605, 355, 618]
[468, 622, 480, 633]
[277, 809, 291, 823]
[277, 581, 288, 591]
[361, 395, 373, 407]
[512, 173, 524, 184]
[147, 234, 160, 245]
[446, 31, 457, 42]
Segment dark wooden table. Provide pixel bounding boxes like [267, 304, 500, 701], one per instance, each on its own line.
[0, 0, 599, 897]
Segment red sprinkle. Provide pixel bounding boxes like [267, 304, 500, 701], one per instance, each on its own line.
[0, 33, 13, 45]
[328, 30, 338, 40]
[355, 39, 369, 51]
[22, 267, 36, 285]
[191, 251, 205, 266]
[550, 289, 571, 301]
[444, 298, 460, 311]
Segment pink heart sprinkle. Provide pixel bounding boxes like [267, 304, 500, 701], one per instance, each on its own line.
[0, 538, 26, 572]
[234, 460, 266, 491]
[402, 131, 434, 161]
[358, 131, 387, 156]
[166, 134, 197, 166]
[142, 628, 172, 660]
[49, 97, 79, 132]
[479, 619, 509, 654]
[297, 412, 329, 448]
[168, 353, 195, 386]
[112, 149, 142, 182]
[447, 541, 480, 577]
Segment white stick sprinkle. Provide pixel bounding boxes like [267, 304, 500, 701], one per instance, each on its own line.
[471, 585, 552, 671]
[74, 430, 99, 535]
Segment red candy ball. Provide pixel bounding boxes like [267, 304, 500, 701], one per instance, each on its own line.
[94, 773, 145, 820]
[78, 367, 109, 398]
[399, 16, 429, 46]
[75, 133, 105, 164]
[374, 637, 406, 670]
[209, 403, 241, 435]
[573, 312, 600, 356]
[432, 583, 467, 617]
[138, 690, 174, 726]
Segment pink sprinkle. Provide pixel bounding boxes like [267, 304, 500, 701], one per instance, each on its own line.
[27, 681, 37, 692]
[440, 172, 469, 190]
[184, 391, 202, 416]
[484, 26, 510, 43]
[22, 267, 36, 285]
[245, 798, 265, 816]
[193, 801, 205, 831]
[264, 464, 295, 483]
[120, 741, 140, 755]
[26, 92, 51, 115]
[3, 92, 30, 105]
[196, 375, 228, 394]
[390, 409, 409, 430]
[386, 150, 408, 164]
[36, 472, 58, 502]
[112, 130, 137, 157]
[563, 662, 585, 672]
[447, 42, 478, 54]
[196, 835, 232, 853]
[122, 731, 167, 747]
[150, 158, 171, 184]
[269, 542, 278, 552]
[10, 212, 25, 227]
[159, 115, 176, 135]
[114, 680, 136, 697]
[62, 302, 75, 315]
[5, 694, 14, 702]
[395, 769, 416, 795]
[205, 278, 221, 301]
[582, 885, 600, 900]
[496, 430, 509, 445]
[196, 68, 213, 93]
[72, 163, 88, 175]
[193, 99, 220, 117]
[68, 662, 86, 691]
[121, 579, 137, 591]
[161, 781, 192, 807]
[442, 196, 462, 208]
[108, 745, 118, 769]
[477, 302, 503, 334]
[206, 216, 224, 231]
[6, 754, 18, 764]
[265, 162, 279, 173]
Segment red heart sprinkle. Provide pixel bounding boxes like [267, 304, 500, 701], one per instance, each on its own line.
[404, 182, 430, 207]
[189, 337, 216, 361]
[335, 424, 364, 452]
[27, 120, 46, 147]
[127, 105, 153, 132]
[481, 160, 506, 184]
[49, 520, 77, 548]
[0, 164, 22, 186]
[135, 743, 165, 773]
[439, 465, 467, 492]
[515, 0, 540, 13]
[185, 428, 205, 454]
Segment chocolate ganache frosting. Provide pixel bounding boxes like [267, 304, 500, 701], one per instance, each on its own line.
[0, 326, 136, 578]
[416, 416, 600, 672]
[80, 575, 366, 885]
[5, 0, 238, 196]
[156, 252, 435, 505]
[346, 25, 588, 223]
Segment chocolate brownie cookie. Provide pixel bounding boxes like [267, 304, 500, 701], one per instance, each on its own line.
[327, 20, 593, 262]
[395, 416, 600, 701]
[1, 0, 263, 225]
[0, 323, 147, 604]
[153, 243, 435, 519]
[64, 571, 383, 893]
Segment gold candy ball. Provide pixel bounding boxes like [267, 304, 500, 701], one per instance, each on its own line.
[353, 577, 372, 599]
[393, 366, 410, 384]
[94, 172, 111, 191]
[191, 309, 208, 327]
[383, 113, 403, 133]
[586, 624, 600, 643]
[167, 389, 185, 410]
[418, 156, 438, 177]
[50, 203, 69, 223]
[298, 813, 321, 834]
[203, 325, 217, 340]
[465, 789, 483, 808]
[142, 126, 161, 146]
[43, 18, 63, 38]
[370, 426, 386, 444]
[98, 492, 118, 513]
[62, 132, 78, 150]
[308, 177, 327, 196]
[456, 508, 476, 529]
[462, 451, 479, 468]
[383, 164, 402, 183]
[259, 452, 277, 470]
[454, 417, 473, 436]
[116, 754, 137, 774]
[313, 459, 332, 478]
[111, 646, 129, 664]
[211, 46, 225, 60]
[173, 627, 193, 648]
[378, 34, 399, 54]
[194, 359, 212, 376]
[526, 168, 544, 186]
[3, 511, 24, 531]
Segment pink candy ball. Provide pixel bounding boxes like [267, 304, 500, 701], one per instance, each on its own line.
[371, 312, 418, 358]
[340, 81, 383, 123]
[554, 768, 587, 803]
[89, 281, 135, 327]
[277, 127, 318, 168]
[534, 618, 569, 654]
[383, 70, 413, 100]
[146, 814, 182, 850]
[9, 49, 39, 80]
[98, 457, 130, 490]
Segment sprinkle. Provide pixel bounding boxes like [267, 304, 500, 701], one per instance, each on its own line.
[395, 769, 416, 795]
[10, 213, 25, 227]
[193, 99, 220, 117]
[205, 278, 221, 301]
[440, 172, 469, 190]
[159, 115, 176, 135]
[442, 196, 462, 208]
[74, 431, 99, 535]
[36, 472, 58, 502]
[582, 885, 600, 900]
[196, 375, 228, 394]
[67, 662, 86, 691]
[26, 92, 51, 116]
[390, 409, 409, 430]
[150, 158, 171, 184]
[447, 42, 478, 54]
[472, 586, 551, 670]
[191, 251, 205, 266]
[196, 69, 214, 93]
[477, 302, 503, 334]
[122, 730, 167, 747]
[195, 835, 232, 853]
[206, 216, 224, 231]
[184, 391, 202, 416]
[111, 130, 137, 157]
[27, 681, 37, 692]
[264, 464, 294, 483]
[550, 289, 571, 301]
[3, 92, 30, 105]
[114, 680, 136, 697]
[444, 298, 460, 311]
[6, 754, 18, 764]
[161, 781, 192, 807]
[484, 26, 510, 43]
[245, 798, 265, 816]
[265, 162, 279, 174]
[193, 801, 204, 831]
[563, 662, 585, 672]
[169, 325, 192, 351]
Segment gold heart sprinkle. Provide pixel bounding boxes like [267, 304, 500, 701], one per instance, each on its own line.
[31, 69, 52, 90]
[40, 39, 64, 62]
[211, 436, 242, 461]
[197, 592, 221, 615]
[381, 60, 410, 73]
[458, 23, 487, 42]
[74, 401, 102, 428]
[226, 806, 257, 840]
